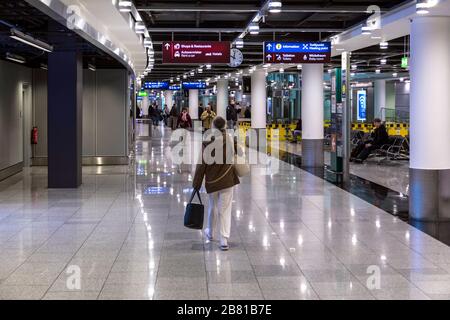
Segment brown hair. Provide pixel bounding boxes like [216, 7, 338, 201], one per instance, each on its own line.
[213, 116, 226, 130]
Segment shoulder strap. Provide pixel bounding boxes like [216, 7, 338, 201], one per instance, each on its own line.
[189, 189, 203, 205]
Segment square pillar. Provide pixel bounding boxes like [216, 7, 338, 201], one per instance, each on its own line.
[48, 51, 83, 188]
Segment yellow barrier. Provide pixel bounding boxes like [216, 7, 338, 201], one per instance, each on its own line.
[238, 121, 409, 140]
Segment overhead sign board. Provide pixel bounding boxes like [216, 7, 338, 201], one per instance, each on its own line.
[182, 82, 207, 89]
[264, 42, 331, 64]
[162, 41, 230, 64]
[357, 90, 367, 121]
[144, 81, 169, 90]
[138, 91, 148, 97]
[169, 85, 181, 90]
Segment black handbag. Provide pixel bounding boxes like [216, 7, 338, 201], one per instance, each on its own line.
[184, 189, 204, 229]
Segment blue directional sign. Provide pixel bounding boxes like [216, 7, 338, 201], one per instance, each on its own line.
[169, 85, 181, 90]
[182, 82, 206, 89]
[144, 81, 169, 89]
[357, 90, 367, 121]
[264, 42, 331, 63]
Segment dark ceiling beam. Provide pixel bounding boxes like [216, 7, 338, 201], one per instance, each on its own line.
[137, 4, 386, 13]
[145, 28, 343, 33]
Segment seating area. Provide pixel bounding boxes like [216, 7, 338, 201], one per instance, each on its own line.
[351, 130, 410, 164]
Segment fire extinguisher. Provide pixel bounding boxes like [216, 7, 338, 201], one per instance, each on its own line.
[31, 127, 38, 145]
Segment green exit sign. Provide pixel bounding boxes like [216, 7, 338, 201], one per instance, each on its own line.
[401, 57, 408, 68]
[138, 91, 148, 97]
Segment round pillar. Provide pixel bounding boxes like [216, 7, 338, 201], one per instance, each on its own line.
[189, 89, 199, 120]
[301, 63, 324, 167]
[251, 69, 267, 129]
[410, 16, 450, 222]
[164, 90, 173, 108]
[374, 79, 386, 120]
[216, 79, 228, 119]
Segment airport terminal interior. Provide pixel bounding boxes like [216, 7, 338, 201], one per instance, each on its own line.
[0, 0, 450, 301]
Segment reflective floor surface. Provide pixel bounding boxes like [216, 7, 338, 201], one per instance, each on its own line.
[0, 125, 450, 300]
[278, 141, 410, 196]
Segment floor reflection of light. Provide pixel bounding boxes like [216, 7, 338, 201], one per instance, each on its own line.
[349, 282, 353, 289]
[279, 257, 286, 267]
[265, 211, 269, 218]
[350, 208, 355, 217]
[297, 235, 303, 246]
[380, 255, 387, 261]
[183, 201, 187, 207]
[405, 231, 410, 240]
[375, 220, 381, 228]
[328, 219, 332, 229]
[147, 286, 155, 298]
[280, 220, 284, 231]
[262, 235, 269, 247]
[352, 234, 357, 245]
[300, 283, 307, 293]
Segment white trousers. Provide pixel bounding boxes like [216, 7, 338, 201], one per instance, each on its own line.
[206, 187, 233, 239]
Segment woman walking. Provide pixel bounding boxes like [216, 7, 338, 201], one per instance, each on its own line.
[192, 116, 240, 251]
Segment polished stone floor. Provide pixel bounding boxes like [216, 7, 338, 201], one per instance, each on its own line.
[278, 141, 410, 195]
[0, 125, 449, 300]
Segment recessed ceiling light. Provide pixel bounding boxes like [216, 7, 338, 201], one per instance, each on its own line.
[268, 0, 282, 13]
[249, 23, 259, 35]
[235, 39, 244, 48]
[380, 41, 388, 49]
[361, 26, 372, 35]
[118, 1, 132, 12]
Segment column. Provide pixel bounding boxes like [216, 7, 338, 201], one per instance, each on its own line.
[409, 16, 450, 222]
[301, 64, 324, 168]
[374, 79, 386, 120]
[251, 69, 266, 129]
[164, 90, 173, 109]
[188, 89, 199, 120]
[216, 79, 228, 119]
[48, 51, 82, 188]
[142, 95, 150, 116]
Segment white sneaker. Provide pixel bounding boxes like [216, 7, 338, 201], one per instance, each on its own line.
[204, 228, 213, 241]
[220, 237, 229, 251]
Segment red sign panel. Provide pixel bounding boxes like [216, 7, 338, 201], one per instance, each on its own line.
[162, 41, 230, 64]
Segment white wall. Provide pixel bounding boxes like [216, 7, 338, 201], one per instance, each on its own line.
[0, 60, 32, 171]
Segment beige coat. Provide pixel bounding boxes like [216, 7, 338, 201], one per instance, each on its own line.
[200, 110, 216, 129]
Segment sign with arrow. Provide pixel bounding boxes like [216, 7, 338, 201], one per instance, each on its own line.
[162, 41, 230, 64]
[264, 41, 331, 64]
